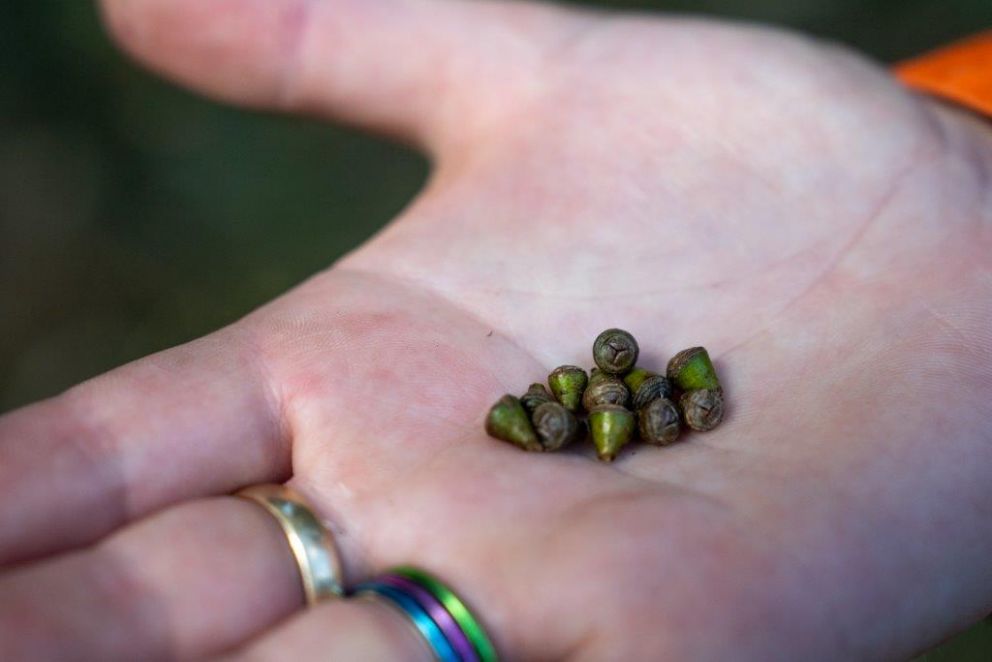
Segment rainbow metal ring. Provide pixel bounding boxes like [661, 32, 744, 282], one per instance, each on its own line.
[354, 567, 497, 662]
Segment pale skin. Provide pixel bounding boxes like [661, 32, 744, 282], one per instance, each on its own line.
[1, 0, 990, 659]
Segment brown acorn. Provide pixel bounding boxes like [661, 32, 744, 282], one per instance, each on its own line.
[680, 388, 725, 432]
[520, 383, 554, 415]
[638, 397, 681, 446]
[548, 365, 588, 413]
[582, 375, 630, 410]
[532, 401, 581, 452]
[667, 347, 720, 392]
[588, 404, 636, 462]
[592, 329, 640, 375]
[485, 395, 542, 452]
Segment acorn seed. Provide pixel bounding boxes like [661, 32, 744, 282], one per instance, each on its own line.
[667, 347, 720, 392]
[548, 365, 588, 413]
[532, 401, 581, 451]
[588, 404, 636, 462]
[485, 395, 542, 451]
[680, 388, 725, 432]
[638, 397, 681, 445]
[582, 375, 630, 410]
[592, 329, 639, 375]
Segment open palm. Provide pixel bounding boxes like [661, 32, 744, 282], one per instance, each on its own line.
[2, 1, 991, 660]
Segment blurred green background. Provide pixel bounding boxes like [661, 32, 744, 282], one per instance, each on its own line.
[1, 1, 990, 658]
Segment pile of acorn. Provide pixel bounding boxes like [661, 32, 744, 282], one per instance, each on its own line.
[484, 329, 725, 462]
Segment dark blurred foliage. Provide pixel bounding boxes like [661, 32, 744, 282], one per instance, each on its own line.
[1, 1, 991, 656]
[3, 0, 992, 409]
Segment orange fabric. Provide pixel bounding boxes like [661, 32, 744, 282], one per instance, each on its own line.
[895, 31, 992, 118]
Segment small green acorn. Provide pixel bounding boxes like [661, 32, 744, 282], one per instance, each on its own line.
[588, 404, 636, 462]
[548, 365, 588, 413]
[582, 375, 630, 410]
[532, 401, 581, 452]
[631, 374, 674, 411]
[667, 347, 720, 392]
[520, 383, 554, 415]
[680, 388, 725, 432]
[593, 329, 640, 375]
[485, 395, 542, 452]
[638, 397, 681, 446]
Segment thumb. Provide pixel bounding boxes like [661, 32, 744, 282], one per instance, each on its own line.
[99, 0, 572, 150]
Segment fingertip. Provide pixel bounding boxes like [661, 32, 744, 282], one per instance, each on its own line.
[93, 0, 574, 151]
[96, 0, 128, 41]
[98, 0, 302, 109]
[98, 0, 166, 66]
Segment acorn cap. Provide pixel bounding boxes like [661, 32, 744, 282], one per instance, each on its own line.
[532, 401, 581, 452]
[667, 347, 720, 392]
[592, 329, 640, 375]
[485, 395, 542, 452]
[680, 388, 725, 432]
[632, 374, 674, 411]
[520, 383, 554, 415]
[588, 404, 636, 462]
[638, 397, 681, 446]
[582, 375, 630, 411]
[548, 365, 588, 413]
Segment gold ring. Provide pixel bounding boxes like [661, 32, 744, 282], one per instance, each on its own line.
[237, 484, 345, 604]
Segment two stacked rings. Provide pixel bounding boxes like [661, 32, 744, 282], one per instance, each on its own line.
[238, 484, 497, 661]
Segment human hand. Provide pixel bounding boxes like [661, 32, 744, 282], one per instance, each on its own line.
[2, 0, 991, 659]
